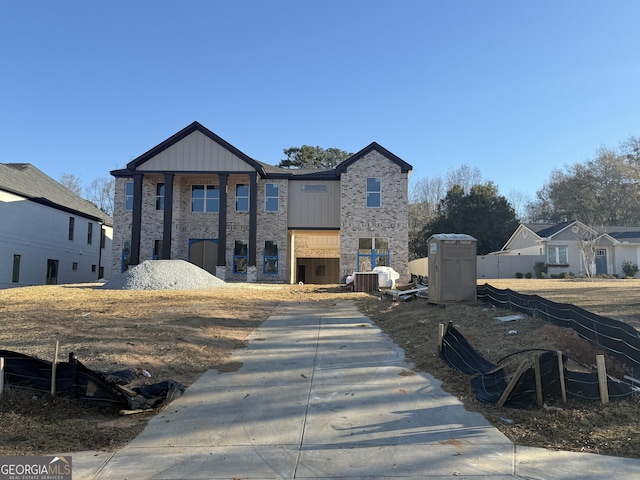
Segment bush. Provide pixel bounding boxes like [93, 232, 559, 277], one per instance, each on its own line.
[525, 272, 532, 279]
[622, 260, 639, 278]
[533, 262, 548, 279]
[515, 272, 523, 278]
[558, 271, 572, 279]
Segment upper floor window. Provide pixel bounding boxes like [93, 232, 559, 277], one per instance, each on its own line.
[547, 246, 568, 265]
[191, 185, 219, 213]
[265, 183, 279, 212]
[87, 222, 93, 244]
[156, 183, 165, 210]
[68, 217, 75, 241]
[236, 184, 249, 212]
[366, 177, 381, 208]
[125, 181, 134, 211]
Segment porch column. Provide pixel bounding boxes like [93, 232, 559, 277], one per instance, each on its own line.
[129, 173, 144, 266]
[217, 174, 228, 266]
[249, 172, 258, 266]
[162, 173, 174, 259]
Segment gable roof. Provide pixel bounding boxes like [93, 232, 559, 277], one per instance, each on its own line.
[335, 142, 412, 174]
[0, 163, 112, 226]
[119, 121, 267, 176]
[110, 122, 413, 180]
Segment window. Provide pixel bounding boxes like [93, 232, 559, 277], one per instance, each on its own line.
[366, 177, 381, 208]
[87, 222, 93, 244]
[265, 183, 279, 212]
[72, 262, 78, 271]
[125, 181, 134, 211]
[357, 237, 390, 271]
[264, 241, 278, 274]
[12, 254, 20, 283]
[100, 228, 106, 249]
[91, 264, 97, 272]
[156, 183, 165, 210]
[191, 185, 219, 212]
[68, 217, 75, 241]
[301, 184, 327, 193]
[122, 240, 131, 272]
[547, 246, 568, 265]
[233, 240, 248, 274]
[236, 184, 249, 212]
[153, 240, 163, 260]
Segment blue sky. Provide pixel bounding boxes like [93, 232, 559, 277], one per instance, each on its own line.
[2, 1, 639, 203]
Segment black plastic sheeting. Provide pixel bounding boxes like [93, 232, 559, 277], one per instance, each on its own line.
[0, 349, 185, 410]
[477, 283, 640, 378]
[440, 323, 634, 408]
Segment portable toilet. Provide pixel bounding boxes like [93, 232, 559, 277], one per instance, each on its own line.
[427, 234, 477, 304]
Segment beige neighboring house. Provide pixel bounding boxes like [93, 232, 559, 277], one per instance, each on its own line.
[500, 220, 640, 277]
[0, 163, 113, 288]
[110, 121, 413, 284]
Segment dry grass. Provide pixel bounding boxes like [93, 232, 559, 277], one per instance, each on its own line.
[1, 279, 639, 458]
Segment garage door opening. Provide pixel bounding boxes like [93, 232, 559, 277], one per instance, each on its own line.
[296, 258, 339, 284]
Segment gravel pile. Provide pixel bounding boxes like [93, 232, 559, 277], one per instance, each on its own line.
[101, 260, 226, 290]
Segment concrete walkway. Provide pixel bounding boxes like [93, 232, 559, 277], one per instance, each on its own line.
[67, 301, 640, 479]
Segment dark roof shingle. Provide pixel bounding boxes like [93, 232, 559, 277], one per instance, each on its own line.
[0, 163, 113, 226]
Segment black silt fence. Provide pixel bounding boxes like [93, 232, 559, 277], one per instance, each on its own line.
[477, 283, 640, 378]
[0, 349, 185, 410]
[440, 323, 634, 408]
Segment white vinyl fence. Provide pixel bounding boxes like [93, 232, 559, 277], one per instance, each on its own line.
[409, 255, 546, 280]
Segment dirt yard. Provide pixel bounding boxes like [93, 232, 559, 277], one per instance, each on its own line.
[0, 279, 639, 458]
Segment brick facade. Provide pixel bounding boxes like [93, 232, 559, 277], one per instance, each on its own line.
[110, 122, 411, 284]
[339, 151, 410, 282]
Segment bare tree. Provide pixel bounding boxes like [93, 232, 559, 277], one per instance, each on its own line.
[85, 177, 115, 216]
[59, 173, 84, 196]
[445, 164, 484, 193]
[506, 188, 533, 222]
[574, 224, 601, 278]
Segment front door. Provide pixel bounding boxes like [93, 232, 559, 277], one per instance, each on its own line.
[189, 239, 218, 274]
[595, 249, 607, 275]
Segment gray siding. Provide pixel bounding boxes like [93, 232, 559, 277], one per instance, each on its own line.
[287, 180, 340, 229]
[137, 130, 256, 172]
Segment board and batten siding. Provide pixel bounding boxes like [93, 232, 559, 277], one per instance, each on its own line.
[136, 130, 256, 172]
[287, 180, 340, 229]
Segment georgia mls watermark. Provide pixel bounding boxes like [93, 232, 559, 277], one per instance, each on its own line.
[0, 456, 72, 480]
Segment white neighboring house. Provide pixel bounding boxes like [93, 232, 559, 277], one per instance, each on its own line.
[0, 163, 113, 288]
[501, 221, 640, 277]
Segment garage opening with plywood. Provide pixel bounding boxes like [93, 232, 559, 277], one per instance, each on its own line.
[288, 230, 340, 284]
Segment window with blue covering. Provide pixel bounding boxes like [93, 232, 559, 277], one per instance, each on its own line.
[234, 240, 248, 274]
[264, 241, 278, 274]
[357, 237, 390, 271]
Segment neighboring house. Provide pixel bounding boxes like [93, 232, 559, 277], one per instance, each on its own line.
[110, 121, 412, 284]
[500, 220, 640, 277]
[0, 164, 113, 288]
